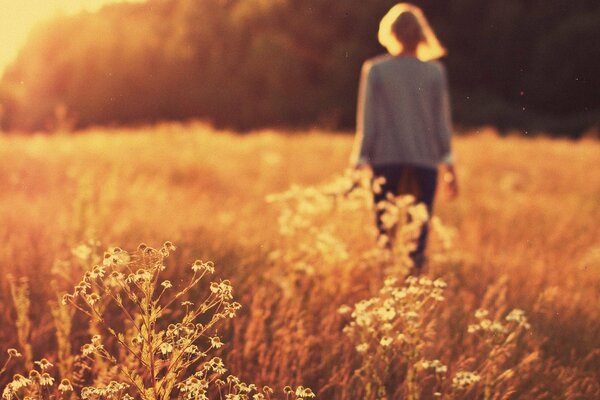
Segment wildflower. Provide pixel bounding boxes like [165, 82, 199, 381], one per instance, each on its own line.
[210, 280, 233, 300]
[163, 241, 176, 252]
[214, 379, 226, 387]
[9, 374, 31, 390]
[80, 387, 94, 399]
[452, 371, 481, 389]
[177, 376, 208, 394]
[356, 343, 369, 353]
[82, 344, 96, 357]
[338, 305, 352, 314]
[506, 308, 531, 329]
[86, 293, 101, 305]
[210, 336, 224, 349]
[3, 383, 21, 398]
[430, 288, 445, 301]
[237, 382, 255, 394]
[161, 280, 172, 289]
[384, 277, 398, 287]
[58, 379, 74, 393]
[295, 386, 316, 398]
[89, 265, 105, 279]
[192, 260, 215, 273]
[380, 336, 393, 347]
[418, 277, 432, 286]
[34, 358, 53, 371]
[106, 381, 129, 393]
[29, 370, 41, 381]
[91, 335, 102, 346]
[392, 288, 407, 300]
[223, 302, 242, 318]
[421, 359, 447, 374]
[262, 386, 274, 395]
[372, 176, 386, 193]
[405, 276, 418, 285]
[377, 307, 396, 321]
[433, 278, 447, 288]
[490, 321, 507, 334]
[182, 301, 194, 307]
[102, 249, 130, 266]
[7, 349, 21, 358]
[73, 283, 88, 296]
[407, 285, 420, 295]
[40, 373, 54, 386]
[474, 309, 489, 319]
[133, 269, 153, 283]
[61, 293, 73, 305]
[183, 345, 201, 356]
[159, 342, 174, 355]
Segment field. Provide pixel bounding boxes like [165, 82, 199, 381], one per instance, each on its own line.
[0, 123, 599, 399]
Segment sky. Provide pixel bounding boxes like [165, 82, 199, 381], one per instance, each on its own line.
[0, 0, 146, 74]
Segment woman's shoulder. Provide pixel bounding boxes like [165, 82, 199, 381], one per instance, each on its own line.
[425, 60, 447, 77]
[363, 54, 394, 69]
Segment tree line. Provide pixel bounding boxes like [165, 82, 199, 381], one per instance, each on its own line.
[0, 0, 598, 136]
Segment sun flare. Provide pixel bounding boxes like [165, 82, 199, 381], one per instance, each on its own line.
[0, 0, 146, 74]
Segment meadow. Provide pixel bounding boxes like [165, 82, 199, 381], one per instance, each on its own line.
[0, 123, 598, 399]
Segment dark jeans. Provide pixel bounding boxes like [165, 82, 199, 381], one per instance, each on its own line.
[372, 164, 438, 268]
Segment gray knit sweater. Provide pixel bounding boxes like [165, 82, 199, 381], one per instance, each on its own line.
[352, 55, 453, 169]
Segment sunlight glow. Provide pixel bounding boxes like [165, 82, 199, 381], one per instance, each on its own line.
[0, 0, 147, 74]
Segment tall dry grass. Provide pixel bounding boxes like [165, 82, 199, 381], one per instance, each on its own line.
[0, 123, 598, 398]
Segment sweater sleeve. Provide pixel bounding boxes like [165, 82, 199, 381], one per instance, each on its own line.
[351, 61, 379, 165]
[433, 63, 453, 164]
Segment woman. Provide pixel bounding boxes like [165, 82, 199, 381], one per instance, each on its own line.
[352, 3, 458, 273]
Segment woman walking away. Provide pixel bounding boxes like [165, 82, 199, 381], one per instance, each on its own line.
[351, 3, 458, 275]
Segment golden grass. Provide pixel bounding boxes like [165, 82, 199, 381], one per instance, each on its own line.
[0, 123, 598, 399]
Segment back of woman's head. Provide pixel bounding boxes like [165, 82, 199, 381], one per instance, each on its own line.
[378, 3, 446, 61]
[391, 11, 425, 52]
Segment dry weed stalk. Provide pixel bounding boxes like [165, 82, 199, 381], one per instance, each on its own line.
[63, 242, 314, 399]
[7, 276, 33, 370]
[2, 242, 315, 400]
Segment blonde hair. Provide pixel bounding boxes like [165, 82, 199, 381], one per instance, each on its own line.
[378, 3, 446, 61]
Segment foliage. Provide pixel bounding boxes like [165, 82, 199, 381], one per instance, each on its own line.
[0, 0, 599, 135]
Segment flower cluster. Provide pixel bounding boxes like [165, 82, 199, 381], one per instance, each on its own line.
[451, 371, 481, 389]
[421, 359, 448, 375]
[467, 308, 531, 340]
[81, 381, 132, 399]
[341, 275, 447, 349]
[59, 242, 314, 400]
[1, 356, 74, 400]
[340, 275, 447, 398]
[267, 168, 434, 278]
